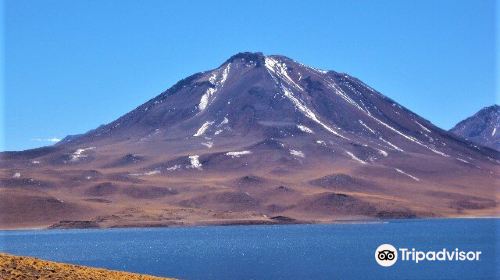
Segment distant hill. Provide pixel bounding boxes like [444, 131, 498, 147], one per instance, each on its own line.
[450, 105, 499, 150]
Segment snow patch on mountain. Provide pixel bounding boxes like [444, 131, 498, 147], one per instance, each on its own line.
[188, 155, 202, 170]
[297, 124, 313, 134]
[316, 140, 326, 146]
[346, 151, 367, 165]
[130, 170, 161, 176]
[201, 141, 214, 148]
[395, 168, 420, 181]
[289, 149, 305, 158]
[225, 151, 252, 158]
[70, 147, 95, 161]
[295, 61, 328, 74]
[359, 120, 376, 134]
[415, 121, 431, 133]
[199, 63, 232, 111]
[379, 137, 404, 152]
[194, 121, 214, 137]
[265, 57, 303, 91]
[456, 158, 470, 164]
[326, 79, 370, 114]
[281, 85, 348, 140]
[377, 149, 389, 157]
[263, 57, 349, 140]
[219, 117, 229, 126]
[166, 165, 182, 171]
[214, 129, 223, 135]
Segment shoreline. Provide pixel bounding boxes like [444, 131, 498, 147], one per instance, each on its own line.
[1, 216, 497, 231]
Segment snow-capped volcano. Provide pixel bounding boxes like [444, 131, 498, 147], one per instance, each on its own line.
[1, 52, 498, 229]
[60, 52, 494, 162]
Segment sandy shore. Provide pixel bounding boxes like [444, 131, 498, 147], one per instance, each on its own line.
[0, 253, 175, 280]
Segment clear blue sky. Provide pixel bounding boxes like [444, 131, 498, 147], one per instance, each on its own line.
[2, 0, 497, 151]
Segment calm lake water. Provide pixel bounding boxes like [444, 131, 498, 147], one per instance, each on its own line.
[0, 219, 498, 280]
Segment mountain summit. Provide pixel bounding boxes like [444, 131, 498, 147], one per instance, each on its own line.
[1, 52, 498, 229]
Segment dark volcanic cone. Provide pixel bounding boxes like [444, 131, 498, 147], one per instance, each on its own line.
[1, 52, 498, 228]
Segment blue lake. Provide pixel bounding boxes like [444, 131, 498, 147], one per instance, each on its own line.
[0, 218, 498, 280]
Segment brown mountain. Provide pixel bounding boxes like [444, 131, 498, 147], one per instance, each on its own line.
[1, 52, 498, 229]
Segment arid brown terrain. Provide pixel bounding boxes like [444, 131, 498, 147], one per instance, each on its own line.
[0, 253, 174, 280]
[1, 52, 498, 229]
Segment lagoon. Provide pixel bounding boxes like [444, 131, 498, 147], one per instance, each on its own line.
[0, 218, 497, 280]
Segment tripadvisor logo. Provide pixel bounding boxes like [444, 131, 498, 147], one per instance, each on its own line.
[375, 244, 482, 267]
[375, 244, 398, 267]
